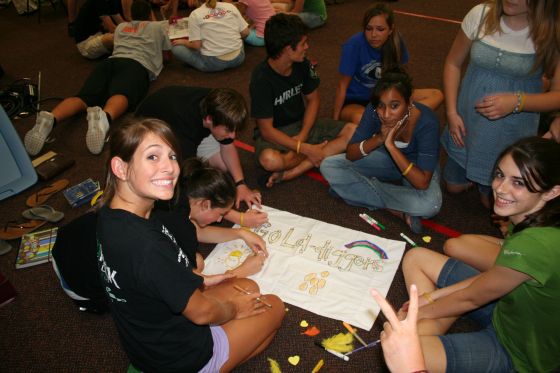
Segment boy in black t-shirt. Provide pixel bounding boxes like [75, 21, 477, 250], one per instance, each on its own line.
[250, 13, 356, 187]
[136, 86, 264, 213]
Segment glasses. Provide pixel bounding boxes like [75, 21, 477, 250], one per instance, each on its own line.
[217, 138, 234, 145]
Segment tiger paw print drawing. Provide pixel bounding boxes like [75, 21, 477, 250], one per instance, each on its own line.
[298, 271, 329, 295]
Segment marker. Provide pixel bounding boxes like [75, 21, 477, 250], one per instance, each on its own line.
[342, 322, 368, 347]
[359, 213, 382, 232]
[233, 285, 272, 308]
[314, 341, 350, 361]
[363, 213, 386, 230]
[311, 359, 324, 373]
[345, 339, 381, 356]
[400, 232, 417, 247]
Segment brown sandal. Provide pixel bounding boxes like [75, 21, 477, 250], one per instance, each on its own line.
[0, 220, 47, 241]
[25, 179, 69, 207]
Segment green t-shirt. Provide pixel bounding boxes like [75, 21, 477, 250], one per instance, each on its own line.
[493, 226, 560, 373]
[303, 0, 327, 20]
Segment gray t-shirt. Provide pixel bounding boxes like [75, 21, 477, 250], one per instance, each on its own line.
[111, 21, 172, 80]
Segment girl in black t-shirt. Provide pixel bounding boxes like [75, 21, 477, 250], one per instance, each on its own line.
[98, 118, 285, 372]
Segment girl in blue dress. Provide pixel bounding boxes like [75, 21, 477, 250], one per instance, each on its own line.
[442, 0, 560, 208]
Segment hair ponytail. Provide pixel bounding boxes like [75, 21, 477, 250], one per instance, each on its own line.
[206, 0, 217, 9]
[181, 158, 236, 208]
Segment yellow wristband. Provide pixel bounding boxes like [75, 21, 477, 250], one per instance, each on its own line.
[519, 92, 526, 112]
[422, 292, 435, 304]
[402, 162, 414, 176]
[240, 212, 244, 227]
[296, 140, 302, 154]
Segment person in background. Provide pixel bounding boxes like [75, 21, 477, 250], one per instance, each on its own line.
[171, 0, 249, 72]
[333, 3, 443, 124]
[24, 0, 171, 156]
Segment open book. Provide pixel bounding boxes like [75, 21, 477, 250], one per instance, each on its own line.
[168, 17, 189, 40]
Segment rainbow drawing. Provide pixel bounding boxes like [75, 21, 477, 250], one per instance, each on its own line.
[345, 240, 388, 259]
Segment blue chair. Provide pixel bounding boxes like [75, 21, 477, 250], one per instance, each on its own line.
[0, 106, 37, 201]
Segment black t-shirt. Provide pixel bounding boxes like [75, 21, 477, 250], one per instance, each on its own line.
[97, 206, 212, 372]
[250, 58, 320, 131]
[74, 0, 121, 43]
[51, 212, 105, 303]
[135, 86, 212, 159]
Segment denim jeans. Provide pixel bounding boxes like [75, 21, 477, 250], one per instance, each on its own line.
[320, 151, 442, 217]
[171, 46, 245, 72]
[297, 12, 325, 29]
[244, 28, 264, 47]
[437, 259, 514, 373]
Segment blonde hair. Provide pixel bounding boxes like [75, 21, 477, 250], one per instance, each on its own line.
[206, 0, 217, 8]
[482, 0, 559, 77]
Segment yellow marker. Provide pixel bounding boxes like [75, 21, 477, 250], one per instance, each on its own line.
[311, 359, 324, 373]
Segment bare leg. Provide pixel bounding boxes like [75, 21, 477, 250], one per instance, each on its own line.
[262, 122, 356, 187]
[203, 278, 285, 373]
[340, 104, 365, 124]
[419, 335, 447, 373]
[100, 33, 115, 51]
[51, 97, 88, 122]
[66, 0, 77, 22]
[103, 95, 129, 121]
[443, 235, 501, 271]
[411, 88, 444, 111]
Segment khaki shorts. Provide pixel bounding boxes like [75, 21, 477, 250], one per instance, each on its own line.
[76, 32, 110, 59]
[254, 118, 347, 159]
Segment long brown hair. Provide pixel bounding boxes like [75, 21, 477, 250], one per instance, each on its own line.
[483, 0, 559, 77]
[362, 3, 404, 73]
[100, 118, 181, 208]
[495, 137, 560, 233]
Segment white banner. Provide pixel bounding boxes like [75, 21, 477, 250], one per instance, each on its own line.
[203, 206, 406, 330]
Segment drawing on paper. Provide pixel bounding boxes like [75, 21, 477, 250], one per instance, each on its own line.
[298, 271, 330, 295]
[214, 242, 252, 270]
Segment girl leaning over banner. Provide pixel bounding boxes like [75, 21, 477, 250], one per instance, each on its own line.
[400, 137, 560, 372]
[96, 118, 284, 372]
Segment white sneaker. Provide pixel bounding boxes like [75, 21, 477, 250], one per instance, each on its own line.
[86, 106, 110, 154]
[24, 111, 54, 156]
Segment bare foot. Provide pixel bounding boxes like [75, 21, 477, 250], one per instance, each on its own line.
[266, 171, 285, 188]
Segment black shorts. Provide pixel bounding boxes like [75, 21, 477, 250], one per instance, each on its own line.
[77, 57, 150, 110]
[344, 99, 369, 107]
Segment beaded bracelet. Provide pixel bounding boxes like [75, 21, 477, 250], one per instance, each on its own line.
[513, 91, 526, 114]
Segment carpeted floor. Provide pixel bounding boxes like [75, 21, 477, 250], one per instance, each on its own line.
[0, 0, 499, 371]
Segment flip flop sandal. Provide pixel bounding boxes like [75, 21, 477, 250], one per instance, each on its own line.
[26, 179, 69, 208]
[22, 205, 65, 223]
[0, 220, 47, 241]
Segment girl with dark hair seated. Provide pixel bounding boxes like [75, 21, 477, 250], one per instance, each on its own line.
[400, 137, 560, 373]
[321, 68, 442, 233]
